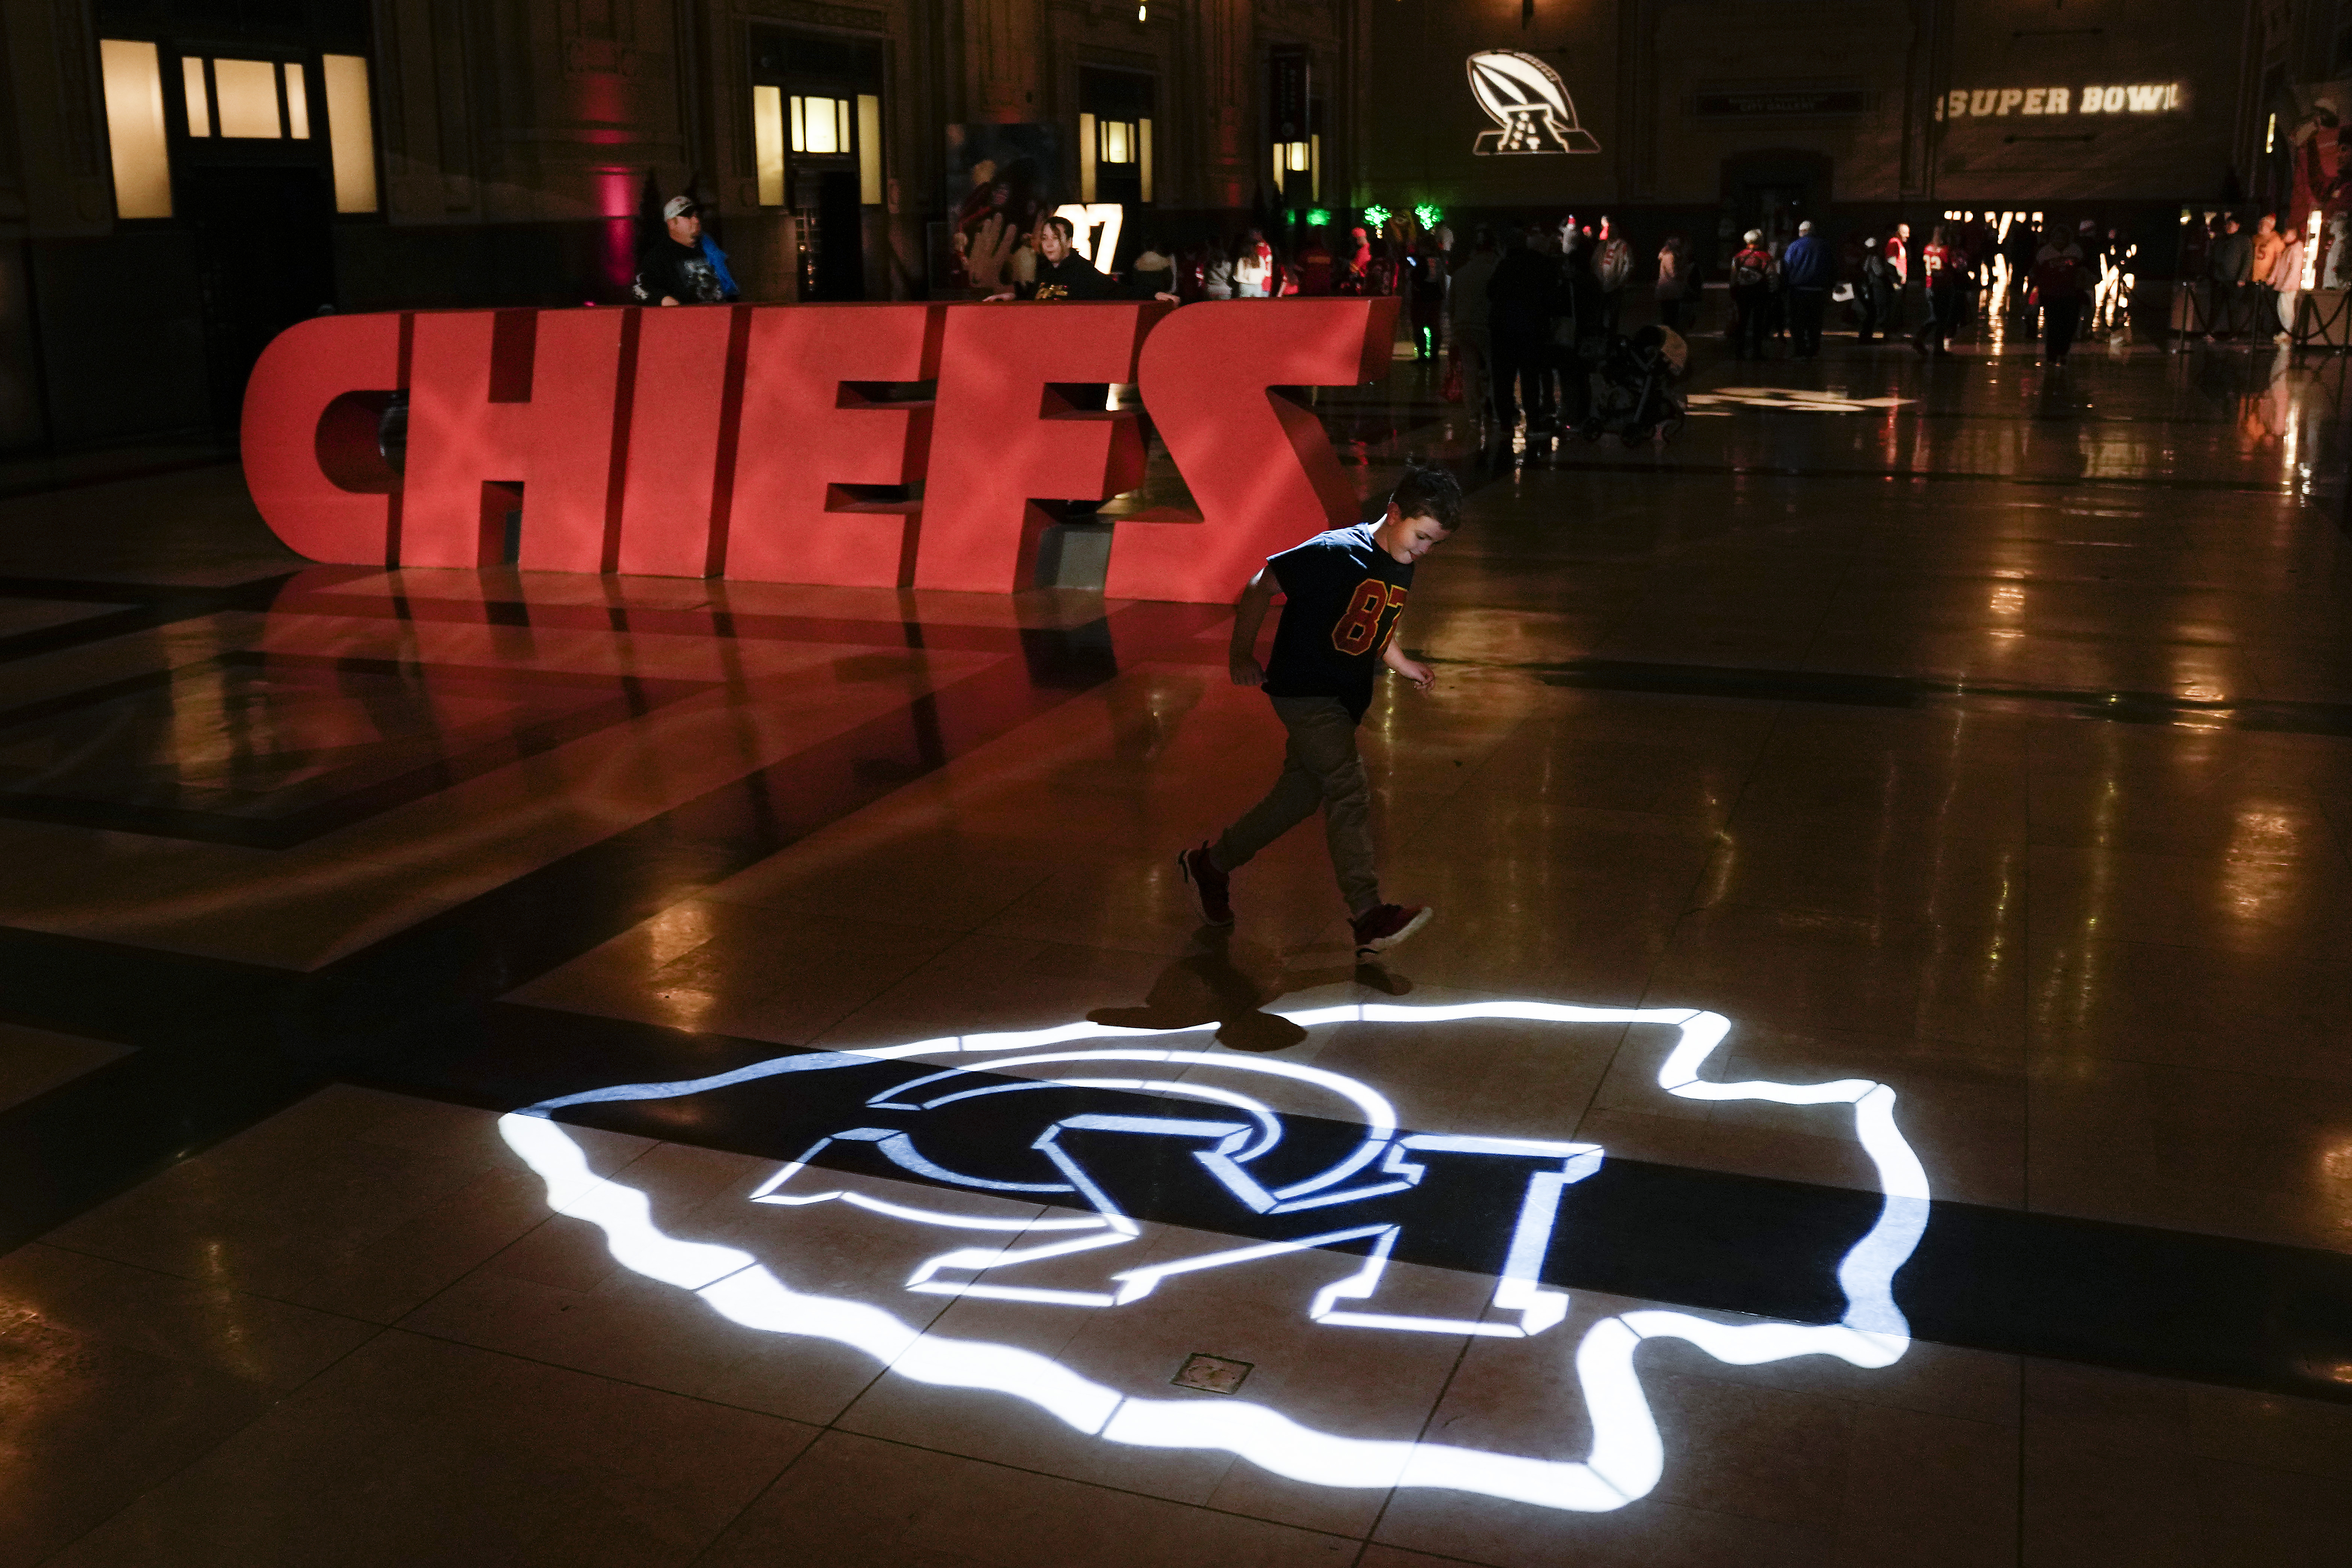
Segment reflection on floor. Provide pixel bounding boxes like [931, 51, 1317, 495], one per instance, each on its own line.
[4, 338, 2352, 1566]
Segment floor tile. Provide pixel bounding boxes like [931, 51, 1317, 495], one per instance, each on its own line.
[43, 1331, 815, 1568]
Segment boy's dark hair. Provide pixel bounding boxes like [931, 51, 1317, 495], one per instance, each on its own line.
[1042, 213, 1076, 240]
[1390, 464, 1464, 531]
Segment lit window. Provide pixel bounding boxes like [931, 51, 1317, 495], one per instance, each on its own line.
[213, 57, 281, 138]
[99, 39, 171, 219]
[1282, 139, 1310, 172]
[1140, 118, 1153, 203]
[857, 94, 882, 204]
[753, 85, 786, 206]
[1099, 119, 1135, 164]
[321, 54, 378, 213]
[283, 62, 310, 139]
[182, 56, 210, 137]
[790, 95, 851, 155]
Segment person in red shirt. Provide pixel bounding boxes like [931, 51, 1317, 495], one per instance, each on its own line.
[1337, 227, 1372, 295]
[1885, 222, 1912, 330]
[1911, 225, 1960, 357]
[1297, 230, 1334, 296]
[2032, 219, 2095, 366]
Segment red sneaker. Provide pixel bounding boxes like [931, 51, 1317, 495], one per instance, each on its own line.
[1178, 843, 1233, 926]
[1352, 902, 1432, 958]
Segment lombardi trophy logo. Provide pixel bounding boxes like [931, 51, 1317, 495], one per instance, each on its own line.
[1467, 51, 1601, 155]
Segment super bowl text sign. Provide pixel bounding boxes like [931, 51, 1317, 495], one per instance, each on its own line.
[239, 298, 1398, 604]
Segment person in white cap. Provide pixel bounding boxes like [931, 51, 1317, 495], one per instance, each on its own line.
[632, 195, 735, 306]
[1729, 228, 1776, 359]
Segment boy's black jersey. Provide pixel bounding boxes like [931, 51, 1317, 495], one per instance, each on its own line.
[1261, 522, 1413, 721]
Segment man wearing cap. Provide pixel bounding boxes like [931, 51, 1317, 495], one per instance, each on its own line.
[1781, 219, 1834, 359]
[633, 197, 736, 306]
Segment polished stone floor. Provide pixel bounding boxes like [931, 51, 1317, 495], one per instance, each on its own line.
[2, 329, 2351, 1567]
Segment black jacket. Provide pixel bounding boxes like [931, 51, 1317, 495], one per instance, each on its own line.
[631, 239, 733, 305]
[1018, 251, 1176, 301]
[1486, 248, 1556, 336]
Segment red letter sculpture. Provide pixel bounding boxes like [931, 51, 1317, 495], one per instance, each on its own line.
[726, 304, 944, 587]
[917, 302, 1166, 593]
[615, 306, 743, 578]
[1107, 298, 1398, 603]
[241, 300, 1400, 597]
[240, 312, 405, 564]
[402, 309, 627, 571]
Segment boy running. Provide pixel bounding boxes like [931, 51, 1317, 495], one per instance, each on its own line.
[1179, 464, 1464, 958]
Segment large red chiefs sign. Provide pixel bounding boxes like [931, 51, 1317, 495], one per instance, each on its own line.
[241, 298, 1399, 604]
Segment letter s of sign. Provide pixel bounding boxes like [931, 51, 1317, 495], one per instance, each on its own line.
[239, 301, 1401, 604]
[1108, 298, 1400, 603]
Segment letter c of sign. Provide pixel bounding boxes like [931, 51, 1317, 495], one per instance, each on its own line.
[240, 312, 406, 565]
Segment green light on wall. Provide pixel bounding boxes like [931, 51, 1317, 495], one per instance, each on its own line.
[1304, 207, 1332, 227]
[1362, 204, 1391, 228]
[1413, 203, 1443, 229]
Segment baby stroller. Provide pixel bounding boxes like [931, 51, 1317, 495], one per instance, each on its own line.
[1577, 325, 1688, 445]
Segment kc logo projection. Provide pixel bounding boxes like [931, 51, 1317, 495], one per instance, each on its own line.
[241, 298, 1398, 605]
[500, 1000, 1932, 1513]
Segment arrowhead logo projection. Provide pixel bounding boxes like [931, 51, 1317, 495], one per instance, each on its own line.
[499, 999, 1931, 1512]
[1466, 51, 1600, 155]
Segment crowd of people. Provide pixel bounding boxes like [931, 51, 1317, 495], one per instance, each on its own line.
[958, 209, 2164, 429]
[2185, 210, 2311, 345]
[965, 218, 1459, 312]
[1715, 214, 2149, 367]
[638, 186, 2323, 444]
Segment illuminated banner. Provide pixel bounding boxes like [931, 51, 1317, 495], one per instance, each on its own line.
[1694, 88, 1868, 118]
[240, 298, 1398, 604]
[1050, 201, 1125, 273]
[1936, 83, 2186, 120]
[1465, 51, 1600, 154]
[499, 999, 1930, 1513]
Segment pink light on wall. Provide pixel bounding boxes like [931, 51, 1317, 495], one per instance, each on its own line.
[576, 73, 627, 126]
[595, 167, 638, 219]
[596, 167, 639, 297]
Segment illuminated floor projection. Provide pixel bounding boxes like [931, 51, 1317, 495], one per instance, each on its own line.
[500, 1002, 1930, 1514]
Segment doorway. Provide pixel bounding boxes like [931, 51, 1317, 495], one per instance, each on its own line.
[180, 165, 335, 436]
[802, 170, 865, 300]
[1717, 150, 1834, 268]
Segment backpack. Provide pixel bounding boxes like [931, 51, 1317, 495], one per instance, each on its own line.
[1731, 250, 1768, 288]
[1596, 237, 1632, 291]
